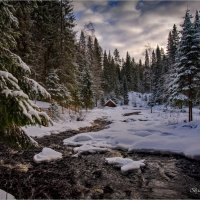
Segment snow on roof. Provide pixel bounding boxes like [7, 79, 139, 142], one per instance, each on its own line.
[104, 99, 117, 106]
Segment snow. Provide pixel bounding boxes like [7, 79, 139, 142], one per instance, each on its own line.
[33, 100, 51, 109]
[0, 189, 15, 200]
[73, 144, 109, 157]
[63, 92, 200, 159]
[105, 99, 117, 106]
[25, 78, 51, 98]
[73, 135, 93, 142]
[9, 50, 31, 73]
[105, 157, 145, 173]
[25, 106, 108, 138]
[33, 148, 62, 163]
[24, 92, 200, 160]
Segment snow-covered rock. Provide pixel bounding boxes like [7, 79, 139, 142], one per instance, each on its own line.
[105, 157, 145, 173]
[33, 148, 62, 163]
[0, 189, 15, 200]
[73, 144, 109, 157]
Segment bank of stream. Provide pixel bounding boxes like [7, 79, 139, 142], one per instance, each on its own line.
[0, 118, 200, 199]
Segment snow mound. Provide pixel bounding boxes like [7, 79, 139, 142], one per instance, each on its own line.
[63, 134, 94, 146]
[73, 144, 109, 157]
[74, 135, 93, 142]
[105, 157, 145, 173]
[0, 189, 15, 200]
[33, 148, 62, 163]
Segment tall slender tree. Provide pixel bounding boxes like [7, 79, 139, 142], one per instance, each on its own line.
[169, 10, 200, 121]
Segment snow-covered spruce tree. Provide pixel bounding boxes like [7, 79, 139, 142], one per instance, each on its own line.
[163, 25, 180, 103]
[194, 10, 200, 104]
[168, 10, 200, 121]
[46, 68, 70, 108]
[0, 2, 51, 148]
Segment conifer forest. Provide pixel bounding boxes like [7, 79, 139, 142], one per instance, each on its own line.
[0, 1, 200, 199]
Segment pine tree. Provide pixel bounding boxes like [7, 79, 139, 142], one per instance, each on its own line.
[12, 1, 36, 64]
[77, 31, 94, 110]
[143, 49, 151, 92]
[46, 69, 70, 106]
[169, 10, 200, 121]
[123, 76, 129, 105]
[122, 52, 132, 90]
[113, 50, 121, 98]
[29, 0, 76, 107]
[136, 59, 144, 93]
[81, 67, 93, 110]
[93, 37, 103, 106]
[0, 2, 51, 148]
[149, 50, 156, 103]
[194, 10, 200, 103]
[102, 50, 110, 94]
[170, 24, 179, 65]
[151, 46, 163, 103]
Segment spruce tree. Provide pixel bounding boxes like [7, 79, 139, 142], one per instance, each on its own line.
[169, 10, 200, 121]
[122, 52, 132, 90]
[77, 31, 93, 110]
[81, 67, 93, 110]
[144, 49, 151, 92]
[93, 37, 103, 106]
[0, 2, 50, 148]
[46, 69, 70, 106]
[123, 76, 129, 105]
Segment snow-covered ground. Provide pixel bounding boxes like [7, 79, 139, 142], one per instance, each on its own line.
[63, 92, 200, 159]
[24, 93, 200, 159]
[24, 101, 108, 137]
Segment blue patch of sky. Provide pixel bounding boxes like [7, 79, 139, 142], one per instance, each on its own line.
[107, 0, 121, 8]
[90, 0, 122, 14]
[136, 0, 182, 14]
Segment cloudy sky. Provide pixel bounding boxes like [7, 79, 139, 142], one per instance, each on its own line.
[72, 0, 200, 61]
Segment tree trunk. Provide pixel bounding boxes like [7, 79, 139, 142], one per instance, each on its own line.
[189, 100, 193, 122]
[95, 98, 98, 107]
[188, 75, 193, 122]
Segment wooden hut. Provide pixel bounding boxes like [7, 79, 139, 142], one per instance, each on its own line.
[104, 99, 117, 107]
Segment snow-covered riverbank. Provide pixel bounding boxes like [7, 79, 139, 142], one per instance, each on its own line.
[24, 93, 200, 159]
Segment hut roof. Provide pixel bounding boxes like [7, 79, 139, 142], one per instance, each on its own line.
[104, 99, 117, 107]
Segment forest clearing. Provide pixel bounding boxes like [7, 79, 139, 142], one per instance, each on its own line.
[1, 1, 200, 199]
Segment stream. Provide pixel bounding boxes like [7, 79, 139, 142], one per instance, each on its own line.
[0, 118, 200, 199]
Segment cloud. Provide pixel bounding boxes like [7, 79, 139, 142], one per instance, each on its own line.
[72, 0, 200, 61]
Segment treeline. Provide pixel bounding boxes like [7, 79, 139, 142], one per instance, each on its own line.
[141, 10, 200, 121]
[1, 1, 200, 148]
[101, 9, 200, 122]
